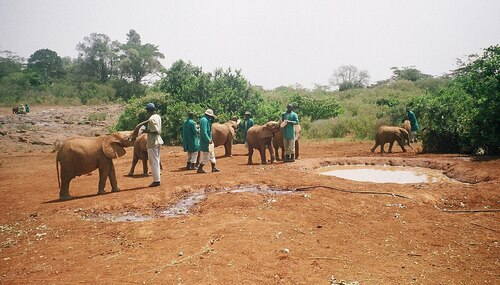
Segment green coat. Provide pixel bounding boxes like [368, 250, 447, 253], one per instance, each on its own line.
[199, 115, 213, 152]
[182, 118, 199, 152]
[282, 111, 299, 140]
[408, 111, 419, 131]
[241, 118, 254, 143]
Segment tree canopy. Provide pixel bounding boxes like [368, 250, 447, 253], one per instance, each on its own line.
[329, 65, 370, 91]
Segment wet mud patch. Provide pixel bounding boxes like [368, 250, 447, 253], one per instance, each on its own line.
[297, 157, 492, 184]
[317, 164, 461, 184]
[82, 185, 293, 222]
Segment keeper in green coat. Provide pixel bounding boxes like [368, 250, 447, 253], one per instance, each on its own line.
[197, 109, 220, 173]
[182, 112, 199, 170]
[281, 104, 299, 162]
[406, 107, 419, 143]
[241, 111, 255, 151]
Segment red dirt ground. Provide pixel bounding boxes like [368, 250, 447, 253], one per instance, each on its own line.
[0, 105, 498, 284]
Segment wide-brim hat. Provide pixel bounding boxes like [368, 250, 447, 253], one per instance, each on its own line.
[205, 109, 217, 118]
[244, 111, 251, 115]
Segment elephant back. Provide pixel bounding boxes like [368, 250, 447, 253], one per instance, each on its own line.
[211, 123, 229, 147]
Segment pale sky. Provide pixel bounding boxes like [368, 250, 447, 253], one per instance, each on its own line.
[1, 0, 499, 89]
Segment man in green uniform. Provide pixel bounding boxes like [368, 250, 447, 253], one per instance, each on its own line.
[281, 104, 299, 162]
[182, 112, 199, 170]
[406, 107, 419, 143]
[198, 109, 220, 173]
[241, 111, 254, 152]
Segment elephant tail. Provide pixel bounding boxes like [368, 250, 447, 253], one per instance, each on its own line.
[56, 155, 61, 190]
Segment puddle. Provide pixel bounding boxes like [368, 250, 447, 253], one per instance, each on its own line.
[317, 165, 458, 184]
[158, 192, 206, 217]
[83, 186, 292, 222]
[87, 211, 153, 223]
[222, 185, 293, 195]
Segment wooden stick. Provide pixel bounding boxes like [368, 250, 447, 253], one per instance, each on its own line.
[294, 185, 415, 201]
[470, 222, 498, 232]
[442, 209, 500, 213]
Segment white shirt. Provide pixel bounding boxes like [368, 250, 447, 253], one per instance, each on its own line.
[147, 114, 164, 148]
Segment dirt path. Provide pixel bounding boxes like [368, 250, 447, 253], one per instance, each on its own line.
[0, 105, 498, 284]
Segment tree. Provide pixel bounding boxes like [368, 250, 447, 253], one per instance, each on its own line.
[76, 33, 119, 82]
[412, 45, 500, 154]
[0, 50, 24, 81]
[329, 65, 370, 91]
[27, 49, 64, 84]
[454, 45, 500, 154]
[391, 66, 432, 81]
[119, 29, 165, 84]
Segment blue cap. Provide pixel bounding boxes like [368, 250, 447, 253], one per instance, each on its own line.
[145, 103, 156, 110]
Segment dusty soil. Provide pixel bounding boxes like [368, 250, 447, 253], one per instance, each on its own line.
[0, 105, 498, 284]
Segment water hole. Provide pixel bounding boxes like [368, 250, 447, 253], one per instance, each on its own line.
[317, 164, 459, 184]
[83, 185, 292, 222]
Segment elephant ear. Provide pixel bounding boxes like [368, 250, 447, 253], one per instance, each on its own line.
[258, 126, 274, 139]
[102, 133, 127, 159]
[228, 124, 236, 137]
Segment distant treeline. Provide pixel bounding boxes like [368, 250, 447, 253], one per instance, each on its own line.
[0, 31, 497, 154]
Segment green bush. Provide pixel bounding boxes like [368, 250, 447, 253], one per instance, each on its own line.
[412, 45, 500, 154]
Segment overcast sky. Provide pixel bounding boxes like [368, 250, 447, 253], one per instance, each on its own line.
[1, 0, 499, 89]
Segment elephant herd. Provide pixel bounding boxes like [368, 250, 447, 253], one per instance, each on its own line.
[55, 116, 411, 201]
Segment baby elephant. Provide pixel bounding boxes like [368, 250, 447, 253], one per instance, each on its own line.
[56, 131, 136, 200]
[371, 126, 411, 154]
[127, 133, 163, 176]
[246, 121, 281, 164]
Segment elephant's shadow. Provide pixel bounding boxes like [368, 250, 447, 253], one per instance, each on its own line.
[43, 186, 150, 204]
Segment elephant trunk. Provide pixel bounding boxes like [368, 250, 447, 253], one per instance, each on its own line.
[131, 120, 147, 141]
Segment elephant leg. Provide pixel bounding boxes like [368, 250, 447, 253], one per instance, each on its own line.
[281, 147, 285, 161]
[59, 172, 73, 201]
[227, 140, 233, 156]
[274, 146, 280, 161]
[247, 148, 254, 165]
[97, 163, 109, 195]
[380, 143, 385, 153]
[267, 143, 275, 163]
[295, 140, 300, 159]
[128, 154, 139, 176]
[259, 147, 267, 164]
[142, 158, 149, 176]
[397, 139, 406, 152]
[109, 162, 120, 192]
[371, 142, 379, 153]
[388, 141, 394, 153]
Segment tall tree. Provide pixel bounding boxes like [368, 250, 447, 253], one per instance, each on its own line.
[0, 50, 24, 81]
[76, 33, 119, 82]
[391, 66, 432, 81]
[119, 29, 165, 84]
[27, 49, 64, 84]
[329, 65, 370, 91]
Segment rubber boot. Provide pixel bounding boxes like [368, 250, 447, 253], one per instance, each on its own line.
[197, 164, 207, 173]
[211, 163, 220, 173]
[283, 155, 291, 163]
[290, 154, 295, 162]
[186, 162, 191, 170]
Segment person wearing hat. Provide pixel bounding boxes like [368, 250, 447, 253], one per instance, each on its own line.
[281, 104, 299, 162]
[182, 111, 199, 170]
[142, 103, 164, 186]
[406, 107, 419, 143]
[241, 111, 254, 152]
[198, 109, 220, 173]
